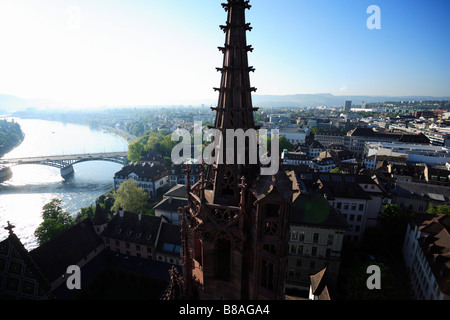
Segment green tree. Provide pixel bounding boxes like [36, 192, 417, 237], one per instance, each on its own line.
[279, 136, 294, 154]
[76, 204, 95, 222]
[330, 167, 342, 173]
[261, 135, 294, 156]
[112, 178, 149, 213]
[128, 141, 144, 162]
[427, 203, 450, 215]
[34, 199, 75, 245]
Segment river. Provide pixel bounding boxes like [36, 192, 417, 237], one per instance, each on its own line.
[0, 118, 128, 250]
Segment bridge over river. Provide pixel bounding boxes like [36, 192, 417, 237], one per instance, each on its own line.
[0, 152, 128, 178]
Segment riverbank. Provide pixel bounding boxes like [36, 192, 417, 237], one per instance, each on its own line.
[0, 119, 25, 158]
[0, 118, 129, 250]
[100, 125, 138, 145]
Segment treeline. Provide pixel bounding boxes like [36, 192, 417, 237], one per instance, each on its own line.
[0, 119, 24, 156]
[128, 128, 178, 163]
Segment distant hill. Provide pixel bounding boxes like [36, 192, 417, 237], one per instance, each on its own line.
[251, 93, 450, 108]
[0, 94, 65, 111]
[1, 93, 449, 111]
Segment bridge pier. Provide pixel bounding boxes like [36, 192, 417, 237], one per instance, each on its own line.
[61, 165, 74, 178]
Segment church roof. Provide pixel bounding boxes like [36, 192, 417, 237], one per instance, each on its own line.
[0, 226, 50, 299]
[29, 219, 103, 284]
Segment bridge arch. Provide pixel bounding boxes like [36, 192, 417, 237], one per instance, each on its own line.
[0, 152, 128, 178]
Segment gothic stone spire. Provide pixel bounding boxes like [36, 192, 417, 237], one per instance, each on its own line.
[210, 0, 259, 206]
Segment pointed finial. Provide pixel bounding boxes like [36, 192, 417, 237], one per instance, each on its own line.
[4, 221, 15, 234]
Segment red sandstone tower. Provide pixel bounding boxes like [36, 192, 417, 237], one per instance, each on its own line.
[180, 0, 293, 300]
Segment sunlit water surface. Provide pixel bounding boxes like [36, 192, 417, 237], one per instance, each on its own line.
[0, 118, 128, 250]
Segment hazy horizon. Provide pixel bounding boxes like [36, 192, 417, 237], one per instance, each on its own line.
[0, 0, 449, 109]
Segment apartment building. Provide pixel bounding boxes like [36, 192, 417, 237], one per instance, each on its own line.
[346, 127, 429, 158]
[114, 163, 170, 199]
[286, 193, 347, 290]
[402, 214, 450, 300]
[294, 171, 380, 246]
[101, 209, 182, 266]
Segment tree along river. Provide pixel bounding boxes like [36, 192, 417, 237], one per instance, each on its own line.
[0, 118, 128, 250]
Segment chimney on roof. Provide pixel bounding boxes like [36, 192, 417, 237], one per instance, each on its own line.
[138, 212, 142, 221]
[119, 208, 124, 218]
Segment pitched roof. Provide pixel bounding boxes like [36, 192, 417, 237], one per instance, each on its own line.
[29, 219, 103, 283]
[101, 211, 162, 247]
[156, 223, 181, 257]
[154, 198, 187, 213]
[348, 127, 430, 144]
[252, 169, 294, 203]
[314, 177, 372, 200]
[309, 140, 324, 149]
[310, 268, 331, 300]
[291, 193, 348, 230]
[0, 232, 50, 298]
[417, 214, 450, 295]
[164, 184, 188, 200]
[391, 181, 450, 202]
[114, 162, 168, 181]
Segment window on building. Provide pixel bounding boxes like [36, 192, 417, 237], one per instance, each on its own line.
[351, 203, 357, 211]
[291, 231, 298, 241]
[290, 245, 297, 254]
[327, 235, 333, 245]
[336, 202, 342, 209]
[344, 203, 349, 210]
[359, 204, 364, 211]
[311, 247, 317, 256]
[313, 233, 319, 243]
[299, 232, 305, 242]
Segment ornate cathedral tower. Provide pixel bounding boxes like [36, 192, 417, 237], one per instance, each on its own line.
[179, 0, 293, 300]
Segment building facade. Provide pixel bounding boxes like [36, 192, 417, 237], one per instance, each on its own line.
[114, 163, 170, 198]
[286, 194, 347, 290]
[402, 214, 450, 300]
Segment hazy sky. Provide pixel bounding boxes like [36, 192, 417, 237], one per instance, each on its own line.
[0, 0, 449, 108]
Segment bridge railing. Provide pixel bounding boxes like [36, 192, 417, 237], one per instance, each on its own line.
[0, 151, 128, 163]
